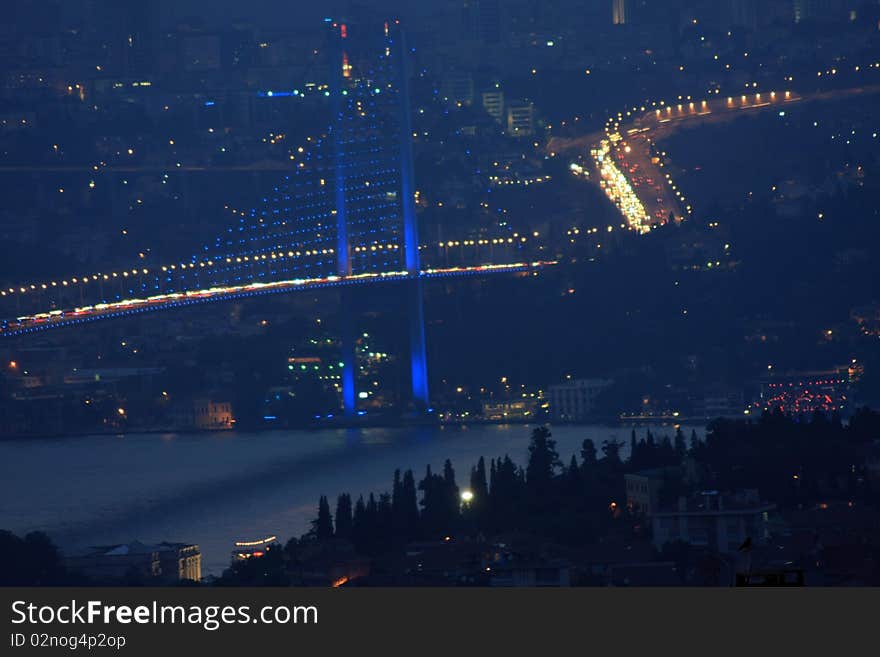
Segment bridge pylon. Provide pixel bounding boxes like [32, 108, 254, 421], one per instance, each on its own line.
[330, 19, 429, 417]
[396, 29, 429, 411]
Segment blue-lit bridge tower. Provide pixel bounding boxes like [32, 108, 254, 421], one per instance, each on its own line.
[0, 19, 432, 419]
[329, 19, 429, 416]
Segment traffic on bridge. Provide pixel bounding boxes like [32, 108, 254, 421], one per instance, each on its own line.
[0, 261, 556, 338]
[581, 88, 802, 233]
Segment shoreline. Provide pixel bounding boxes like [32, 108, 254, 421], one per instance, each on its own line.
[0, 415, 710, 441]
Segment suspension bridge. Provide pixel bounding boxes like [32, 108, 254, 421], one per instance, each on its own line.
[0, 18, 555, 417]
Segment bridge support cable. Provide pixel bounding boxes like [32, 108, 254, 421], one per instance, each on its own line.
[331, 20, 351, 278]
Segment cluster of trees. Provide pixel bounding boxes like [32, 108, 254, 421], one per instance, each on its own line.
[628, 427, 696, 471]
[0, 530, 78, 586]
[308, 462, 466, 556]
[302, 409, 880, 561]
[694, 408, 880, 506]
[301, 427, 641, 557]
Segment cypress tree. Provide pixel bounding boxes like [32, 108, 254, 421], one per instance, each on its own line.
[401, 470, 420, 539]
[471, 457, 489, 500]
[335, 493, 353, 540]
[580, 439, 597, 467]
[365, 493, 379, 552]
[419, 465, 440, 537]
[660, 435, 674, 464]
[674, 428, 687, 460]
[311, 495, 333, 541]
[442, 460, 460, 533]
[352, 495, 367, 552]
[391, 469, 405, 539]
[469, 456, 489, 521]
[602, 439, 623, 465]
[526, 426, 561, 498]
[377, 492, 393, 543]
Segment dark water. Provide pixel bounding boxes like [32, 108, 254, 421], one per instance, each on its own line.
[0, 423, 701, 575]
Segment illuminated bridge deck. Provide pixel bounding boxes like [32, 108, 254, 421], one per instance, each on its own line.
[0, 262, 556, 338]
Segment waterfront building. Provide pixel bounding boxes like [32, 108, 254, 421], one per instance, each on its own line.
[547, 378, 613, 422]
[64, 541, 201, 583]
[171, 398, 234, 430]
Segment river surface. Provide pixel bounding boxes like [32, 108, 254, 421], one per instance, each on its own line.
[0, 423, 701, 575]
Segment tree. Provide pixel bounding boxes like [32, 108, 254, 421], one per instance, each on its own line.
[441, 460, 461, 531]
[391, 469, 419, 542]
[470, 456, 489, 502]
[526, 426, 561, 498]
[420, 464, 459, 538]
[660, 435, 675, 464]
[418, 465, 437, 533]
[581, 438, 598, 467]
[311, 495, 334, 541]
[674, 428, 687, 460]
[0, 531, 70, 586]
[335, 493, 353, 540]
[401, 470, 420, 539]
[23, 531, 66, 586]
[377, 493, 393, 541]
[464, 457, 490, 532]
[490, 455, 526, 532]
[391, 469, 405, 537]
[564, 454, 581, 492]
[602, 439, 623, 465]
[351, 495, 368, 552]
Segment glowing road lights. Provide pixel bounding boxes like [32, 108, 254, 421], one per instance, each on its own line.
[0, 262, 557, 337]
[593, 84, 805, 231]
[592, 138, 650, 234]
